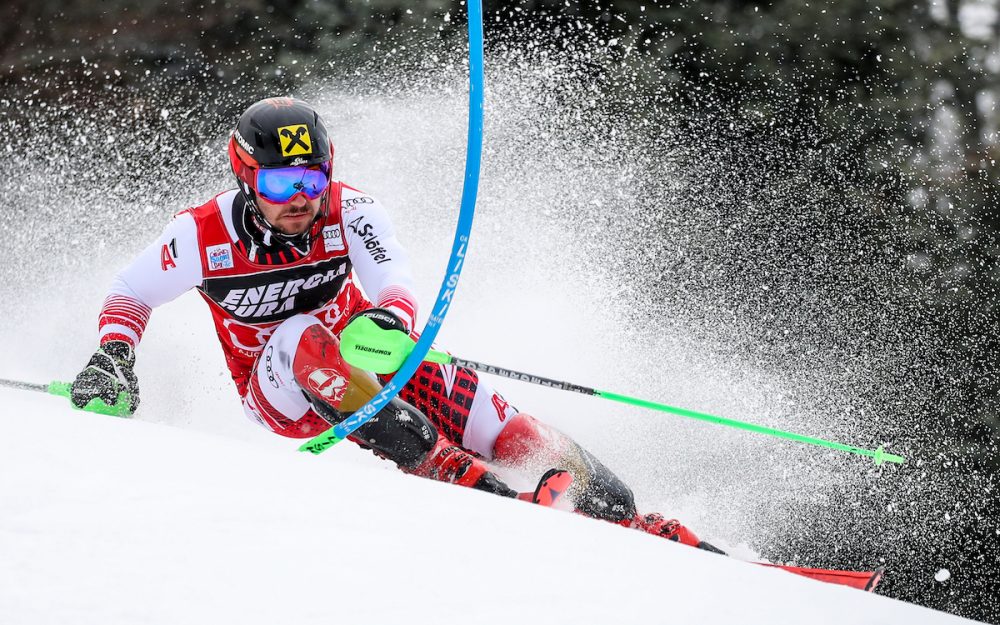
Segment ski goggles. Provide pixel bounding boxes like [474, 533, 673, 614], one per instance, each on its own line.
[255, 163, 331, 204]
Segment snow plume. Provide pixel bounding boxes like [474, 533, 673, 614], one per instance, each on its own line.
[301, 26, 997, 620]
[0, 16, 994, 622]
[0, 81, 243, 434]
[301, 27, 997, 619]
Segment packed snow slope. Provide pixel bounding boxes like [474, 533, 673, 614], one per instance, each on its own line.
[0, 390, 978, 625]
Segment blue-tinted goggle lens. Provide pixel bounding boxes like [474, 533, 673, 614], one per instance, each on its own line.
[255, 164, 330, 203]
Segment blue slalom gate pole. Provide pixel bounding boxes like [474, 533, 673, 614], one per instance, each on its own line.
[300, 0, 485, 454]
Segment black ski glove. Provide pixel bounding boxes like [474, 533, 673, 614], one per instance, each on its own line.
[347, 307, 407, 333]
[71, 341, 140, 414]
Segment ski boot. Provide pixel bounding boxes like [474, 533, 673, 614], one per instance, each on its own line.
[627, 512, 727, 554]
[406, 432, 518, 496]
[493, 412, 725, 553]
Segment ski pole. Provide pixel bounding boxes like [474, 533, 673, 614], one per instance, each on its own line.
[0, 377, 133, 417]
[334, 316, 907, 466]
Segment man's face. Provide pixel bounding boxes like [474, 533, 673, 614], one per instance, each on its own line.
[256, 193, 322, 235]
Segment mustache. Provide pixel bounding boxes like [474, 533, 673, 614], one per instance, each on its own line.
[281, 207, 312, 217]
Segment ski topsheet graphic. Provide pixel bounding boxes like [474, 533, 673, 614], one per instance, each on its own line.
[759, 563, 884, 592]
[518, 469, 574, 507]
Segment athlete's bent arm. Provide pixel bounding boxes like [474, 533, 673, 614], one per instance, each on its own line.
[341, 190, 419, 330]
[98, 212, 203, 346]
[71, 212, 203, 412]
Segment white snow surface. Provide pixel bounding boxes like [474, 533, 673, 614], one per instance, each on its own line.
[0, 390, 978, 625]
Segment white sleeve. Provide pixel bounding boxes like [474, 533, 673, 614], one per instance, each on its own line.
[341, 191, 419, 330]
[113, 212, 203, 307]
[98, 213, 204, 346]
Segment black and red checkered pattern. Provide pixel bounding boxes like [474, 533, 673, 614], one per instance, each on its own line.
[381, 363, 479, 446]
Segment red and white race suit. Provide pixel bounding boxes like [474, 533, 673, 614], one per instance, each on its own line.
[96, 185, 517, 453]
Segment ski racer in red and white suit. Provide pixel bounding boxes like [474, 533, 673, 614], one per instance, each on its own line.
[100, 185, 421, 435]
[71, 97, 719, 552]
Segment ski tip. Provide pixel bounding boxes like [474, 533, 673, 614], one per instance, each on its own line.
[865, 567, 885, 592]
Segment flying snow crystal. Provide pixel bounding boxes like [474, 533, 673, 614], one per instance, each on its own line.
[935, 569, 951, 582]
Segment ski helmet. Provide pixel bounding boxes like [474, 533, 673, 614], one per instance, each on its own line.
[227, 97, 334, 245]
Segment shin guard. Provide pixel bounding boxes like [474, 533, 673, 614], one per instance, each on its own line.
[493, 415, 718, 550]
[293, 323, 437, 467]
[292, 323, 382, 414]
[493, 413, 637, 522]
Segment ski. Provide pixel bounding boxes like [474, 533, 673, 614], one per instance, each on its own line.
[758, 563, 884, 592]
[517, 469, 573, 507]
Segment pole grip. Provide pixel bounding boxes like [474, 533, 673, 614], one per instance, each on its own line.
[47, 381, 133, 418]
[424, 350, 452, 365]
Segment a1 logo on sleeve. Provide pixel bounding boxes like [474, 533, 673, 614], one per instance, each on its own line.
[206, 243, 234, 271]
[322, 225, 345, 252]
[160, 238, 178, 271]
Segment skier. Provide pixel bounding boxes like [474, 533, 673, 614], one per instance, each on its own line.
[70, 97, 721, 552]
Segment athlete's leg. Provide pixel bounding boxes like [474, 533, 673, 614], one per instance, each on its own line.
[242, 314, 332, 439]
[246, 314, 517, 496]
[385, 362, 640, 518]
[410, 367, 722, 550]
[495, 412, 723, 548]
[387, 362, 500, 451]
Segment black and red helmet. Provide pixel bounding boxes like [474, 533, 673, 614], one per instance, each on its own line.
[228, 97, 334, 201]
[227, 97, 335, 247]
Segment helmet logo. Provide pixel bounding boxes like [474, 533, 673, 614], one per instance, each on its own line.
[278, 124, 312, 157]
[233, 129, 254, 155]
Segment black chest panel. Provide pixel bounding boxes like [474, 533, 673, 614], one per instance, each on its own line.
[200, 257, 352, 324]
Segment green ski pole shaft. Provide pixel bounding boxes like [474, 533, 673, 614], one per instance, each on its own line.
[446, 357, 905, 466]
[595, 390, 903, 465]
[336, 317, 906, 465]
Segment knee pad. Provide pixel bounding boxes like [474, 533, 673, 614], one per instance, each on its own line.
[571, 446, 636, 522]
[292, 323, 353, 407]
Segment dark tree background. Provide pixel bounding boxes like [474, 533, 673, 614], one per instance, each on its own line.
[4, 0, 998, 621]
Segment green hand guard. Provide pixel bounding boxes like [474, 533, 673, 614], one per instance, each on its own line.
[48, 381, 134, 418]
[339, 315, 450, 373]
